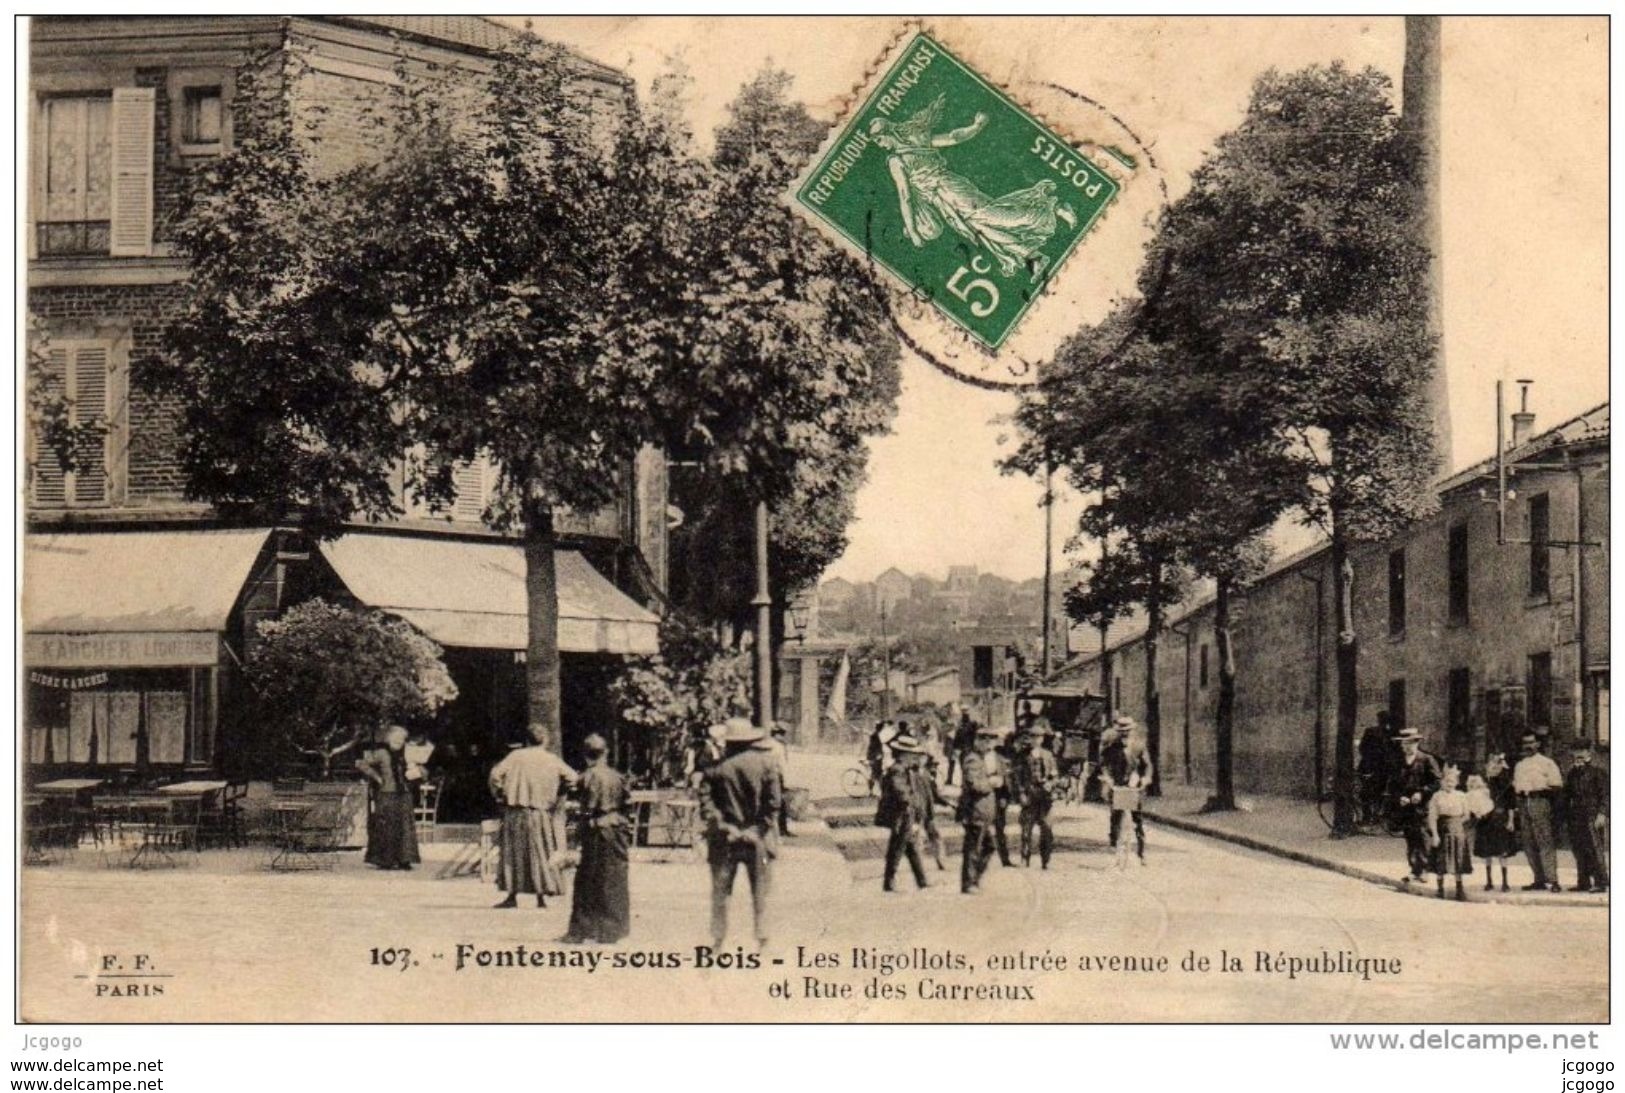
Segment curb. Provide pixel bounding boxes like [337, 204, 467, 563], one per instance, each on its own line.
[1139, 808, 1608, 909]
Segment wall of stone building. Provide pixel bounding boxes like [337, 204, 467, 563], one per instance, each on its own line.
[1067, 445, 1610, 801]
[1352, 466, 1597, 758]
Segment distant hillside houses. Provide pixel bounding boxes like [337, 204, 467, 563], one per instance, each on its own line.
[819, 564, 1055, 634]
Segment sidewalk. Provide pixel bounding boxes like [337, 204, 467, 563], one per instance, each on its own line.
[1138, 783, 1608, 908]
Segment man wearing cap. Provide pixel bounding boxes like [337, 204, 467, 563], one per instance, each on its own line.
[876, 731, 932, 891]
[1390, 728, 1441, 884]
[699, 717, 783, 948]
[989, 731, 1017, 868]
[1099, 716, 1153, 865]
[1012, 723, 1060, 869]
[1564, 744, 1607, 893]
[956, 724, 1001, 893]
[1512, 733, 1564, 892]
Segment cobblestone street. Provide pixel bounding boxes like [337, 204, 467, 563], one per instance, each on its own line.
[20, 752, 1606, 1024]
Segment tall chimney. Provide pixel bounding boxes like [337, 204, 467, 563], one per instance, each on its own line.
[1510, 379, 1536, 449]
[1402, 15, 1453, 471]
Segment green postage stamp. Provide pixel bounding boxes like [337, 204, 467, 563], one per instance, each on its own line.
[793, 31, 1121, 350]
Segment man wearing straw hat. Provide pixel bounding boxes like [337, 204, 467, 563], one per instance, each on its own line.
[1390, 727, 1441, 886]
[699, 717, 783, 948]
[1512, 732, 1565, 891]
[876, 730, 932, 892]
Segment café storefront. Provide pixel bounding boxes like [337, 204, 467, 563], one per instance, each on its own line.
[23, 529, 275, 774]
[316, 532, 662, 816]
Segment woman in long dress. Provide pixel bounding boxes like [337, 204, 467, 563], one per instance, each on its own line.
[870, 94, 1077, 280]
[356, 724, 421, 871]
[564, 734, 632, 944]
[488, 725, 575, 909]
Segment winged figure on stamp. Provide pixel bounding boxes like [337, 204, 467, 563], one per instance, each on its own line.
[869, 93, 1077, 281]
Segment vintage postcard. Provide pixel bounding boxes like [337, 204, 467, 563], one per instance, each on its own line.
[17, 15, 1608, 1025]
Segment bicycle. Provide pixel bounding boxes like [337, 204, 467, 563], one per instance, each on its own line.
[842, 758, 878, 799]
[1315, 775, 1405, 837]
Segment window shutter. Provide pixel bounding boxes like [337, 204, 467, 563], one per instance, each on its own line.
[108, 87, 155, 257]
[452, 458, 487, 523]
[31, 348, 68, 507]
[70, 345, 111, 504]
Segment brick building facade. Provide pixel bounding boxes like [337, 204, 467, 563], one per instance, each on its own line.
[1053, 403, 1609, 799]
[24, 17, 667, 788]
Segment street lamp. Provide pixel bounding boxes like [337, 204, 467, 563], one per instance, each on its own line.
[789, 592, 813, 643]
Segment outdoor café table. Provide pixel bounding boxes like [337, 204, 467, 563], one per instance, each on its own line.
[35, 778, 105, 798]
[627, 790, 699, 853]
[265, 799, 315, 871]
[158, 780, 228, 804]
[93, 796, 180, 869]
[29, 780, 101, 845]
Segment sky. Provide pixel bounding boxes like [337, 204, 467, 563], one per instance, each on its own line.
[530, 16, 1609, 584]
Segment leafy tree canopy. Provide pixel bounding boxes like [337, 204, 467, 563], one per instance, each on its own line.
[249, 598, 457, 774]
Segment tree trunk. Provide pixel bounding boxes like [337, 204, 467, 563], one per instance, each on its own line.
[1144, 598, 1163, 798]
[523, 501, 563, 753]
[1330, 523, 1359, 836]
[1211, 577, 1237, 811]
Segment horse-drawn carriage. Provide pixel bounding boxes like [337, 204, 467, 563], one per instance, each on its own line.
[1017, 682, 1108, 803]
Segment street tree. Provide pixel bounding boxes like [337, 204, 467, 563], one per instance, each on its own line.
[1143, 64, 1437, 829]
[152, 36, 708, 750]
[249, 599, 457, 776]
[1009, 321, 1199, 798]
[608, 610, 752, 784]
[665, 68, 901, 650]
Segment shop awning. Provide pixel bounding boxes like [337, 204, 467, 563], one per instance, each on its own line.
[23, 529, 273, 667]
[319, 534, 660, 656]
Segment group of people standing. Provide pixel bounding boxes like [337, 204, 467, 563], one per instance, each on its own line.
[873, 710, 1154, 895]
[353, 722, 634, 943]
[1380, 722, 1610, 899]
[353, 715, 791, 952]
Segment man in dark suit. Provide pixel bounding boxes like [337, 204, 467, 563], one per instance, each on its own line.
[1013, 724, 1060, 869]
[1565, 744, 1609, 893]
[699, 718, 783, 949]
[956, 724, 1001, 893]
[876, 732, 931, 891]
[1390, 727, 1441, 885]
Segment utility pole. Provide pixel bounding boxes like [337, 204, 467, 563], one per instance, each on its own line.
[878, 601, 892, 720]
[1041, 460, 1055, 678]
[752, 499, 774, 730]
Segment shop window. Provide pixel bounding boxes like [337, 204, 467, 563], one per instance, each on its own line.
[1447, 522, 1469, 625]
[30, 671, 204, 767]
[1527, 652, 1553, 730]
[1387, 548, 1406, 637]
[1528, 493, 1551, 598]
